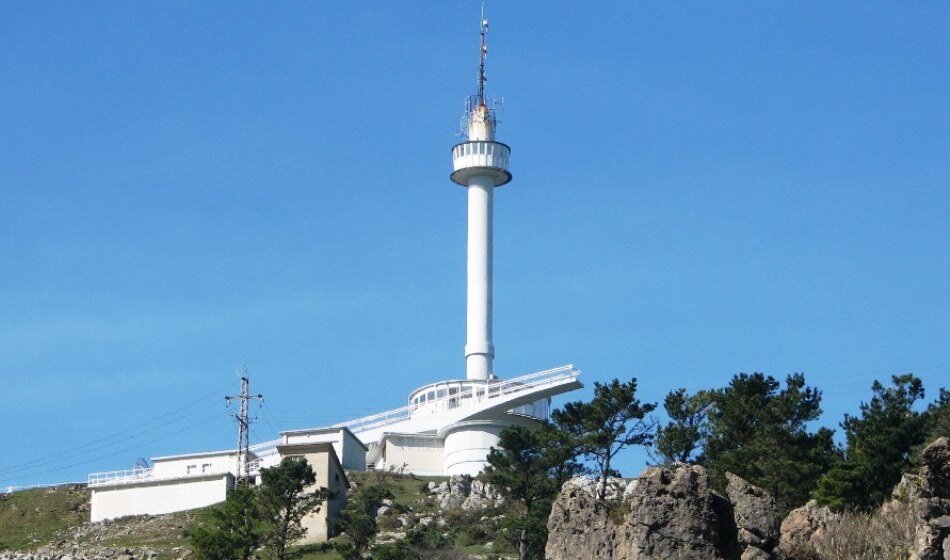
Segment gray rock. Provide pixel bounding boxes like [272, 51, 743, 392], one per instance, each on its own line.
[777, 499, 836, 557]
[912, 438, 950, 560]
[547, 466, 732, 560]
[726, 472, 779, 548]
[740, 546, 771, 560]
[922, 438, 950, 499]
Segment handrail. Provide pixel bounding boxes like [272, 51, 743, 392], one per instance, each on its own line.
[249, 439, 280, 453]
[335, 364, 579, 435]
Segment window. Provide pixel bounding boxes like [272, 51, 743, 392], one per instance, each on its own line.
[186, 464, 197, 475]
[201, 463, 212, 473]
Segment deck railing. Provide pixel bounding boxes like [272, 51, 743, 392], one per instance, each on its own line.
[88, 439, 281, 488]
[88, 467, 157, 487]
[335, 364, 579, 435]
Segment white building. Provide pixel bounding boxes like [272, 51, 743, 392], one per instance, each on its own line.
[87, 11, 581, 526]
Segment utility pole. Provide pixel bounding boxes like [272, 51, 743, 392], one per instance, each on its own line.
[226, 366, 263, 485]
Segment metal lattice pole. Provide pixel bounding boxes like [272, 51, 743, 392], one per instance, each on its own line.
[225, 366, 263, 485]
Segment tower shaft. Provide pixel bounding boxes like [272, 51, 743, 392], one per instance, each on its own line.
[465, 176, 494, 380]
[450, 12, 510, 382]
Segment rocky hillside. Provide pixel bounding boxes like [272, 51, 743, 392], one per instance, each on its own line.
[0, 472, 506, 560]
[546, 466, 780, 560]
[6, 438, 948, 560]
[779, 436, 950, 560]
[0, 485, 196, 560]
[546, 437, 950, 560]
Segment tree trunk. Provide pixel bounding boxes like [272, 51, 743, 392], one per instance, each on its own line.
[518, 527, 527, 560]
[599, 455, 611, 502]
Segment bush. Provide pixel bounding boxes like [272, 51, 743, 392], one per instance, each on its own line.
[442, 508, 505, 548]
[788, 501, 916, 560]
[404, 524, 451, 550]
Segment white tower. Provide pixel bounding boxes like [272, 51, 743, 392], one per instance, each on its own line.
[451, 14, 511, 381]
[334, 12, 581, 479]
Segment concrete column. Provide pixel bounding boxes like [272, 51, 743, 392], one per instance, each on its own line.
[465, 174, 494, 380]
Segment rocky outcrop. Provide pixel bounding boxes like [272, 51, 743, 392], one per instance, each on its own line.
[1, 546, 169, 560]
[726, 473, 780, 558]
[1, 511, 195, 560]
[427, 475, 503, 511]
[911, 437, 950, 560]
[546, 465, 780, 560]
[776, 499, 836, 557]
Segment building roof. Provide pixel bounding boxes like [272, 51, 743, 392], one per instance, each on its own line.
[152, 448, 255, 462]
[280, 425, 368, 451]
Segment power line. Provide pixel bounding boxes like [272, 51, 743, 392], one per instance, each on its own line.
[0, 382, 231, 476]
[0, 412, 222, 485]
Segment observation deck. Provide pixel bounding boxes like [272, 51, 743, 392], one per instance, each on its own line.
[450, 140, 511, 187]
[334, 364, 581, 444]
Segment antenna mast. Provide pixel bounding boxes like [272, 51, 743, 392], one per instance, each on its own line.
[477, 4, 488, 105]
[225, 366, 263, 485]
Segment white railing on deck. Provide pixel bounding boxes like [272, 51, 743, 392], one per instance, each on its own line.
[335, 364, 579, 435]
[88, 468, 156, 487]
[88, 440, 281, 488]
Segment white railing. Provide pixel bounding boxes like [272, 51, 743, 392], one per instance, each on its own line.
[88, 466, 240, 488]
[88, 467, 156, 487]
[250, 439, 280, 455]
[335, 364, 579, 435]
[333, 405, 412, 436]
[88, 440, 280, 488]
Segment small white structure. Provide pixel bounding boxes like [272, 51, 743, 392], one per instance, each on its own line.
[89, 449, 246, 522]
[88, 443, 347, 530]
[278, 426, 368, 472]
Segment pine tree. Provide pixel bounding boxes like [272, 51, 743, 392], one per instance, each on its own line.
[815, 374, 930, 511]
[333, 476, 394, 560]
[190, 484, 263, 560]
[702, 373, 837, 515]
[257, 458, 333, 560]
[553, 378, 657, 502]
[655, 388, 713, 464]
[483, 422, 585, 560]
[926, 388, 950, 442]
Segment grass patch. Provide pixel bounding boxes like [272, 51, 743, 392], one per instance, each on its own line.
[348, 471, 447, 516]
[292, 541, 343, 560]
[0, 485, 88, 551]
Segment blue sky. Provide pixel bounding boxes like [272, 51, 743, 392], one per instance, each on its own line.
[1, 2, 948, 487]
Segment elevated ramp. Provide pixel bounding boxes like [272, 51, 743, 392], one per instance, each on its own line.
[334, 365, 582, 445]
